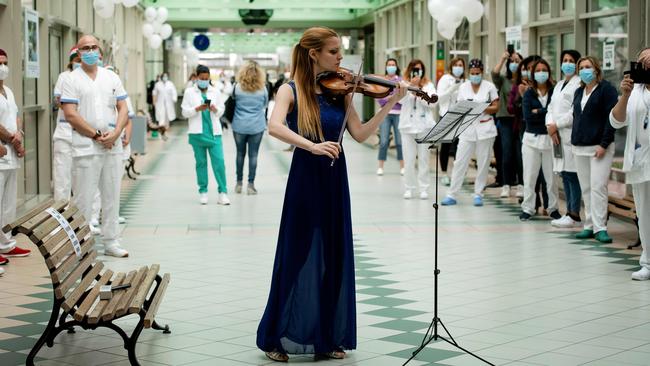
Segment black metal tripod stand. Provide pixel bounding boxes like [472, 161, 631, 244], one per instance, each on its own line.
[402, 146, 494, 366]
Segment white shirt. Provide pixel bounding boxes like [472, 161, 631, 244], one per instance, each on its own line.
[153, 80, 178, 122]
[53, 70, 73, 142]
[0, 85, 20, 170]
[574, 84, 600, 156]
[181, 85, 225, 135]
[546, 76, 582, 172]
[456, 79, 499, 141]
[436, 74, 462, 117]
[398, 81, 437, 134]
[61, 67, 128, 157]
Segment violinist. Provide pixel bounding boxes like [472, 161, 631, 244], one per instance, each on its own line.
[399, 59, 438, 200]
[256, 26, 408, 363]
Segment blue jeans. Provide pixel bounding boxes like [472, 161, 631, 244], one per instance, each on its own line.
[233, 131, 264, 184]
[562, 171, 582, 215]
[497, 117, 523, 186]
[378, 114, 403, 161]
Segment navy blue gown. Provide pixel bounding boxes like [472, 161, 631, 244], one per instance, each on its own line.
[256, 82, 357, 354]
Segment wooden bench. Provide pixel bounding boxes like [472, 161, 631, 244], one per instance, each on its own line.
[608, 195, 641, 249]
[2, 199, 171, 366]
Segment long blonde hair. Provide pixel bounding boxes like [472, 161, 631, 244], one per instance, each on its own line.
[237, 61, 266, 92]
[291, 27, 338, 142]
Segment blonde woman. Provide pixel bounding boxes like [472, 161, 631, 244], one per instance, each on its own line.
[233, 61, 269, 194]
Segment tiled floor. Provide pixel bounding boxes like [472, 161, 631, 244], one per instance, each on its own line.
[1, 125, 648, 366]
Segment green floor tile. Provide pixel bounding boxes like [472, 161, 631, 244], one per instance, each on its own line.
[2, 324, 47, 337]
[380, 332, 433, 346]
[389, 347, 463, 363]
[356, 287, 405, 297]
[7, 312, 49, 323]
[360, 297, 414, 307]
[356, 278, 398, 287]
[373, 319, 431, 332]
[355, 269, 390, 278]
[365, 307, 427, 319]
[355, 262, 378, 270]
[0, 351, 36, 366]
[0, 336, 37, 352]
[21, 301, 52, 312]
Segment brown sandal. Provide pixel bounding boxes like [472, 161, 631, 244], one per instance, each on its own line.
[265, 351, 289, 362]
[326, 350, 346, 359]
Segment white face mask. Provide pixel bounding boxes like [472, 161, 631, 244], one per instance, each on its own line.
[0, 65, 8, 81]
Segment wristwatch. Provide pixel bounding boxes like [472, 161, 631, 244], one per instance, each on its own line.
[92, 129, 102, 140]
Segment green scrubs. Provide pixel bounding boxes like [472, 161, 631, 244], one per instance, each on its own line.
[189, 92, 227, 194]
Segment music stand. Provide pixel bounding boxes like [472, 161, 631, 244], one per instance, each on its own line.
[403, 100, 494, 366]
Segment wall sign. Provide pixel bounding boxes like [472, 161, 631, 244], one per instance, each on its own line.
[24, 8, 40, 78]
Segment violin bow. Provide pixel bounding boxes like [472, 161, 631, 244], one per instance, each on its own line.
[331, 58, 364, 167]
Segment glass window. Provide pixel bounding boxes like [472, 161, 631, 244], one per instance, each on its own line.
[563, 0, 575, 13]
[540, 0, 550, 14]
[507, 0, 529, 26]
[412, 1, 421, 45]
[590, 0, 627, 11]
[481, 0, 490, 31]
[561, 33, 575, 50]
[22, 111, 39, 200]
[588, 14, 627, 88]
[540, 35, 557, 74]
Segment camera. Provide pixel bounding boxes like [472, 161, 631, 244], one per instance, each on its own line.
[204, 99, 211, 105]
[625, 62, 650, 84]
[507, 44, 514, 55]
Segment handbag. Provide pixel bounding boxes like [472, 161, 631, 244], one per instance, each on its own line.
[224, 83, 237, 123]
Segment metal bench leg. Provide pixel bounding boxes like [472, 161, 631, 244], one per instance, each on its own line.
[628, 216, 642, 249]
[27, 300, 61, 366]
[152, 321, 171, 334]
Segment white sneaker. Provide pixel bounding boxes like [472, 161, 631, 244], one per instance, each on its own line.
[516, 185, 524, 198]
[118, 216, 126, 224]
[105, 245, 129, 258]
[217, 193, 231, 205]
[0, 267, 4, 276]
[500, 185, 511, 198]
[89, 224, 101, 236]
[551, 215, 579, 228]
[420, 191, 429, 200]
[441, 175, 451, 186]
[199, 193, 208, 205]
[376, 167, 384, 176]
[631, 267, 650, 281]
[90, 218, 100, 227]
[400, 168, 405, 176]
[403, 190, 413, 199]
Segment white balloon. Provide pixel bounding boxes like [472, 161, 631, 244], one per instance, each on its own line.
[160, 24, 173, 40]
[443, 5, 464, 25]
[122, 0, 139, 7]
[437, 21, 456, 40]
[157, 7, 169, 23]
[144, 6, 157, 22]
[142, 23, 154, 38]
[112, 0, 122, 4]
[94, 0, 115, 19]
[427, 0, 445, 21]
[465, 1, 485, 23]
[149, 34, 162, 49]
[152, 21, 163, 34]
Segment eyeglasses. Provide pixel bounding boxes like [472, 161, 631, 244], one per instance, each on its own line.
[78, 45, 100, 53]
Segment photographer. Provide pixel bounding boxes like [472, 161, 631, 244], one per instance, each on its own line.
[610, 47, 650, 280]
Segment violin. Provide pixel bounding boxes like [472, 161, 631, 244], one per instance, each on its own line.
[316, 68, 438, 104]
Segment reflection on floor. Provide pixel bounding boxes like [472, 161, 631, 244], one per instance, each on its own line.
[0, 125, 647, 366]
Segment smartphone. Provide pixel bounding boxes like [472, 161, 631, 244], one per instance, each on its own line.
[507, 44, 515, 55]
[204, 99, 211, 105]
[627, 62, 650, 84]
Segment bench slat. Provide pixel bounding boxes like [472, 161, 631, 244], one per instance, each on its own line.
[101, 270, 137, 322]
[51, 239, 94, 284]
[144, 273, 170, 328]
[19, 201, 68, 235]
[116, 266, 148, 317]
[88, 272, 126, 324]
[609, 204, 637, 220]
[129, 264, 160, 314]
[45, 226, 91, 271]
[73, 269, 114, 322]
[54, 250, 97, 299]
[30, 206, 80, 244]
[62, 261, 105, 313]
[2, 199, 55, 234]
[39, 215, 85, 254]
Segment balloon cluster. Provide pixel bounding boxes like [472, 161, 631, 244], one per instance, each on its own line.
[142, 7, 173, 49]
[93, 0, 139, 19]
[427, 0, 484, 40]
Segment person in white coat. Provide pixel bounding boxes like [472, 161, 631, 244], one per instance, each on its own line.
[61, 36, 130, 258]
[153, 72, 177, 140]
[442, 59, 500, 207]
[546, 50, 583, 228]
[0, 48, 30, 266]
[436, 57, 466, 185]
[399, 59, 437, 200]
[181, 64, 230, 205]
[610, 47, 650, 280]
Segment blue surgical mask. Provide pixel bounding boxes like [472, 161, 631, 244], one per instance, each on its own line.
[386, 66, 397, 75]
[534, 71, 549, 84]
[73, 62, 81, 70]
[508, 63, 519, 73]
[579, 68, 595, 84]
[521, 70, 530, 79]
[197, 79, 210, 89]
[81, 50, 100, 66]
[469, 74, 482, 85]
[452, 66, 464, 78]
[561, 62, 576, 76]
[162, 75, 169, 82]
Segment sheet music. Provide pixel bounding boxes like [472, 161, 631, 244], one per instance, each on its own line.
[417, 100, 490, 144]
